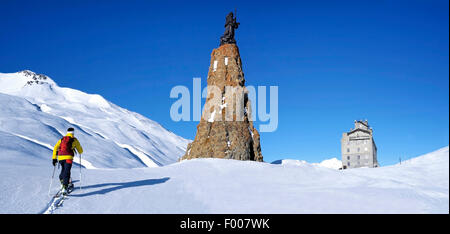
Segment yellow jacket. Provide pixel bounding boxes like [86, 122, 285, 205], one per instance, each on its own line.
[52, 133, 83, 160]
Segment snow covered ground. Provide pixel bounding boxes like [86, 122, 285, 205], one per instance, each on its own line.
[0, 146, 447, 214]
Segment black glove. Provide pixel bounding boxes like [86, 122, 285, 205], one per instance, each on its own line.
[52, 159, 58, 166]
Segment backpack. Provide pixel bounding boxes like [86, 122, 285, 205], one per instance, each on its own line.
[58, 136, 75, 156]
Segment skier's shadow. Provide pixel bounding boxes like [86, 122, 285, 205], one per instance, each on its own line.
[69, 177, 170, 197]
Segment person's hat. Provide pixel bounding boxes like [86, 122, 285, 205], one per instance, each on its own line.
[67, 127, 74, 133]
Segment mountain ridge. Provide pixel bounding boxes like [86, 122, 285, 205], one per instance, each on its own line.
[0, 70, 190, 168]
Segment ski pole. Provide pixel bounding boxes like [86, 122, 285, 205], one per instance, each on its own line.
[79, 154, 82, 191]
[48, 163, 57, 197]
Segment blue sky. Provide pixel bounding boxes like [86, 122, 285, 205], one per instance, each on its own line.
[1, 0, 448, 165]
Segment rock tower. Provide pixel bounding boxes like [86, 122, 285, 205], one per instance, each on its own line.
[181, 43, 263, 162]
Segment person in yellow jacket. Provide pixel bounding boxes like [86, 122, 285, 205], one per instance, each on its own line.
[52, 127, 83, 194]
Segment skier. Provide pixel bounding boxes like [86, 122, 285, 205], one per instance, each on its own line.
[52, 127, 83, 195]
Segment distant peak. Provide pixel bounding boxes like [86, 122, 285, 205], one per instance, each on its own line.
[16, 70, 54, 87]
[19, 70, 36, 75]
[19, 70, 49, 80]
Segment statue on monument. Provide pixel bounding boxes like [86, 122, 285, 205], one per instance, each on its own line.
[220, 12, 240, 46]
[181, 10, 263, 162]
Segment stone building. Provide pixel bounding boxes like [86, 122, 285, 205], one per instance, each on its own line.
[341, 120, 378, 169]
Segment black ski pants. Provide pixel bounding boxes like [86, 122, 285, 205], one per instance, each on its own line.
[59, 159, 73, 187]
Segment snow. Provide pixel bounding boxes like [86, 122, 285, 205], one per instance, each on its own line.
[313, 158, 342, 169]
[213, 60, 218, 71]
[273, 157, 343, 170]
[114, 142, 159, 168]
[271, 159, 308, 166]
[0, 70, 56, 94]
[0, 70, 448, 214]
[0, 144, 447, 214]
[0, 71, 190, 168]
[40, 104, 52, 113]
[73, 155, 97, 169]
[88, 94, 110, 108]
[12, 133, 54, 150]
[208, 110, 216, 123]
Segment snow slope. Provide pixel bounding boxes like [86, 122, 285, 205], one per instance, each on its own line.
[0, 146, 447, 214]
[0, 70, 190, 168]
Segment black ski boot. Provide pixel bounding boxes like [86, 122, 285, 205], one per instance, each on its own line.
[62, 184, 69, 196]
[67, 182, 74, 193]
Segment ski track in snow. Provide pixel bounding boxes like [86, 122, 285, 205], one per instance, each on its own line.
[41, 188, 76, 214]
[41, 193, 66, 214]
[41, 182, 81, 214]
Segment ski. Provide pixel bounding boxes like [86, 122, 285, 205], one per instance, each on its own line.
[53, 184, 73, 198]
[53, 189, 63, 198]
[54, 189, 72, 207]
[44, 186, 73, 213]
[55, 194, 67, 207]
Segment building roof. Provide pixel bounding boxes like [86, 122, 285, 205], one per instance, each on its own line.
[347, 128, 371, 136]
[355, 120, 369, 127]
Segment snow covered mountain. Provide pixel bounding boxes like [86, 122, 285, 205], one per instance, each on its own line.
[0, 70, 190, 168]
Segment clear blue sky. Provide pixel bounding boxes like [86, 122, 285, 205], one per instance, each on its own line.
[1, 0, 448, 165]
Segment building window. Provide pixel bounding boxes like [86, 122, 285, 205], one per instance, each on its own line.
[357, 155, 360, 160]
[347, 148, 350, 153]
[357, 147, 360, 152]
[347, 162, 350, 166]
[347, 156, 350, 160]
